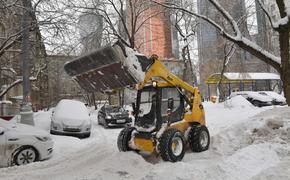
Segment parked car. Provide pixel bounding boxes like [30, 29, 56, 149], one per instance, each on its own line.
[230, 91, 273, 107]
[0, 119, 53, 167]
[98, 105, 131, 128]
[259, 91, 287, 105]
[50, 99, 92, 138]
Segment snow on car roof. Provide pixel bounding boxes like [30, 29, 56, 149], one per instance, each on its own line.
[54, 99, 89, 119]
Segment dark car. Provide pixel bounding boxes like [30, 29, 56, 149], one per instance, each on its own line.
[97, 105, 131, 128]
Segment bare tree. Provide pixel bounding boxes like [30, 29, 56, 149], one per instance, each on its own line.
[169, 0, 197, 83]
[217, 42, 235, 101]
[0, 0, 76, 107]
[154, 0, 290, 105]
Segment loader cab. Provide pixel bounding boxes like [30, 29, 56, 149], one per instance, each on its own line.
[134, 85, 184, 132]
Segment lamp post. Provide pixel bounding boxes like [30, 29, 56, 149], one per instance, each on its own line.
[20, 0, 34, 125]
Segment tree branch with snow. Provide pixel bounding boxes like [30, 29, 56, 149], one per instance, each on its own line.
[153, 0, 290, 105]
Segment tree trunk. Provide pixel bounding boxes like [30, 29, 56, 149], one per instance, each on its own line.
[279, 30, 290, 105]
[182, 45, 194, 83]
[217, 57, 227, 102]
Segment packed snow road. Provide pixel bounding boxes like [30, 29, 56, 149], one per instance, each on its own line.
[1, 98, 290, 180]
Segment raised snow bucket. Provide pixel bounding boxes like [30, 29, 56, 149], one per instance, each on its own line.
[64, 41, 153, 92]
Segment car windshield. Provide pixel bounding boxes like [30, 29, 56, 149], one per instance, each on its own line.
[106, 106, 124, 113]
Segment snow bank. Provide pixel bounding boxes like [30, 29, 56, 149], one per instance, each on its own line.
[1, 105, 290, 180]
[212, 107, 290, 154]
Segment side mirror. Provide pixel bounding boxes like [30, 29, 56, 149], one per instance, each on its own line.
[168, 98, 174, 111]
[0, 127, 5, 135]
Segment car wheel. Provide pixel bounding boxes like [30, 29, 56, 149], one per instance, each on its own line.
[188, 125, 210, 152]
[158, 129, 185, 162]
[117, 127, 135, 151]
[13, 146, 38, 166]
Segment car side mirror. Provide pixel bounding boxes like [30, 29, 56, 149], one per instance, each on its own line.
[0, 127, 5, 135]
[168, 98, 174, 111]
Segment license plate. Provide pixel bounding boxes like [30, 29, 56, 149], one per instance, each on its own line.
[117, 119, 126, 123]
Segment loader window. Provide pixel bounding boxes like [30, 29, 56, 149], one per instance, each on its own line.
[136, 90, 157, 128]
[161, 88, 184, 123]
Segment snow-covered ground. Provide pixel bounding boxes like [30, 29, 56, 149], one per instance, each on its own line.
[1, 98, 290, 180]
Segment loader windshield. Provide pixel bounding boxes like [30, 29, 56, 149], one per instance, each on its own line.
[135, 88, 158, 129]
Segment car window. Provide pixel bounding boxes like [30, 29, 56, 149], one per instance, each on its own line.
[106, 106, 123, 113]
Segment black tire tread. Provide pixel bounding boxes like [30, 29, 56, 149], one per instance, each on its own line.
[117, 127, 135, 151]
[188, 125, 210, 152]
[159, 128, 185, 162]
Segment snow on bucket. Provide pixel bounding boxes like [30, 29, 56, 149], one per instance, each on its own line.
[64, 41, 153, 92]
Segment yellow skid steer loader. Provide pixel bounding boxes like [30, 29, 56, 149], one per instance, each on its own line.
[64, 41, 210, 162]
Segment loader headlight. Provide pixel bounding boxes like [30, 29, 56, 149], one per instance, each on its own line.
[106, 115, 112, 119]
[152, 81, 157, 87]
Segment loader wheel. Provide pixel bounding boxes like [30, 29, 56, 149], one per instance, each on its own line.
[117, 127, 135, 152]
[159, 129, 185, 162]
[188, 125, 210, 152]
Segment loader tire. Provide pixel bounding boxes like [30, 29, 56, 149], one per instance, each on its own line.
[117, 127, 135, 152]
[159, 129, 185, 162]
[188, 125, 210, 152]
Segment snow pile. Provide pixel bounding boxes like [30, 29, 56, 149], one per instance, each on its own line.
[208, 107, 290, 179]
[212, 107, 290, 154]
[123, 47, 145, 83]
[223, 95, 253, 108]
[1, 104, 290, 180]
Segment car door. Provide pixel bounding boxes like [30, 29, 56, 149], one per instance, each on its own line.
[0, 126, 7, 167]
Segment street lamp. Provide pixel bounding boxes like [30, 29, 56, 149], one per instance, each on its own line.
[20, 0, 34, 126]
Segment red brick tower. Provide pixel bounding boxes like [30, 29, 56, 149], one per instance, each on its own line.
[134, 1, 176, 59]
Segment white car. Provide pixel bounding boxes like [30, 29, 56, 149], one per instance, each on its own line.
[50, 99, 92, 138]
[259, 91, 287, 105]
[0, 119, 53, 167]
[230, 91, 273, 107]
